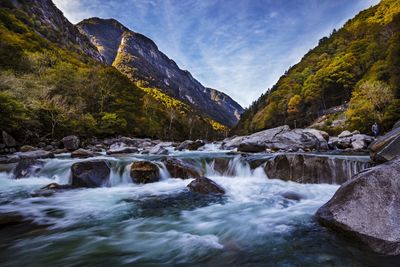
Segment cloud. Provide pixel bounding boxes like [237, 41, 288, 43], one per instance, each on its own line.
[53, 0, 380, 107]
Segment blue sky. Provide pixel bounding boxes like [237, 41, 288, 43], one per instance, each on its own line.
[54, 0, 380, 107]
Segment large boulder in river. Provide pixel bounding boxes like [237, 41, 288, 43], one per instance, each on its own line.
[71, 160, 110, 188]
[130, 161, 160, 184]
[370, 126, 400, 162]
[316, 157, 400, 255]
[264, 153, 371, 184]
[162, 158, 201, 179]
[62, 135, 80, 151]
[149, 142, 173, 155]
[224, 126, 328, 153]
[187, 177, 225, 195]
[177, 140, 205, 151]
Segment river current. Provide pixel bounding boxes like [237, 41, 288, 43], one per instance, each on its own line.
[0, 151, 398, 266]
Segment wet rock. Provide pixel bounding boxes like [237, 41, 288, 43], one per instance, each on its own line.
[280, 191, 304, 201]
[13, 159, 44, 179]
[187, 177, 225, 195]
[149, 142, 173, 155]
[370, 126, 400, 163]
[71, 149, 96, 158]
[162, 158, 201, 179]
[2, 131, 17, 147]
[316, 157, 400, 255]
[106, 141, 139, 154]
[71, 160, 110, 188]
[62, 135, 80, 151]
[130, 161, 160, 184]
[16, 150, 54, 160]
[264, 154, 371, 184]
[32, 183, 74, 197]
[303, 129, 329, 150]
[19, 145, 37, 152]
[53, 148, 68, 154]
[177, 140, 205, 151]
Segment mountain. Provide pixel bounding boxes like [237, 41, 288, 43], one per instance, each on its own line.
[77, 17, 244, 127]
[234, 0, 400, 135]
[0, 0, 227, 141]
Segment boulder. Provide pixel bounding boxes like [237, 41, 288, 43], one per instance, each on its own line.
[130, 161, 160, 184]
[177, 140, 205, 151]
[187, 177, 225, 195]
[62, 135, 80, 151]
[264, 154, 371, 184]
[19, 145, 37, 152]
[149, 142, 173, 155]
[2, 131, 16, 147]
[303, 128, 329, 150]
[338, 130, 352, 138]
[370, 126, 400, 163]
[316, 157, 400, 255]
[106, 147, 139, 155]
[71, 149, 96, 158]
[16, 150, 54, 160]
[13, 159, 44, 179]
[71, 160, 110, 188]
[162, 158, 201, 179]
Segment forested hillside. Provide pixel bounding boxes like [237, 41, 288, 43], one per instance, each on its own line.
[234, 0, 400, 135]
[0, 0, 226, 142]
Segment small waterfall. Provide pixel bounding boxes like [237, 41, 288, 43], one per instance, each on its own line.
[157, 162, 171, 180]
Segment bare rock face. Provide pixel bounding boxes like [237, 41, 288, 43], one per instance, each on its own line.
[62, 135, 80, 151]
[130, 161, 160, 184]
[71, 160, 110, 188]
[316, 157, 400, 255]
[187, 177, 225, 195]
[370, 125, 400, 162]
[162, 158, 201, 179]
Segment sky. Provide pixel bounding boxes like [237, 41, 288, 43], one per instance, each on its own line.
[54, 0, 380, 107]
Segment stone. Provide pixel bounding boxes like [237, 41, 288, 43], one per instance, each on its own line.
[149, 142, 173, 155]
[71, 149, 95, 158]
[2, 131, 16, 147]
[71, 160, 110, 188]
[32, 183, 73, 197]
[130, 161, 160, 184]
[16, 150, 55, 160]
[338, 130, 353, 138]
[62, 135, 80, 151]
[316, 157, 400, 255]
[162, 158, 201, 179]
[106, 147, 139, 155]
[177, 140, 205, 151]
[303, 128, 330, 150]
[19, 145, 37, 152]
[13, 159, 44, 179]
[187, 177, 225, 195]
[264, 153, 371, 184]
[370, 126, 400, 163]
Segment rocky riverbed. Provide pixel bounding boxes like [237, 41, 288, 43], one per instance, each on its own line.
[0, 124, 399, 266]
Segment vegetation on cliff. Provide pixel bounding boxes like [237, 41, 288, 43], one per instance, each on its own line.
[234, 0, 400, 135]
[0, 0, 225, 142]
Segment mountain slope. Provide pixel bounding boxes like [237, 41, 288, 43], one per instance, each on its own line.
[0, 0, 226, 141]
[234, 0, 400, 135]
[77, 17, 244, 127]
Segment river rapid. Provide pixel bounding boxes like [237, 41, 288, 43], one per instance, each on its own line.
[0, 150, 398, 267]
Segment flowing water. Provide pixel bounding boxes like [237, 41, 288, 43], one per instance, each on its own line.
[0, 151, 398, 267]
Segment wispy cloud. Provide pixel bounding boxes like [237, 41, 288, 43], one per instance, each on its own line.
[54, 0, 380, 107]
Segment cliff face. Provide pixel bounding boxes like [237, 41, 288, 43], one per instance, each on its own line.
[14, 0, 104, 62]
[77, 18, 244, 127]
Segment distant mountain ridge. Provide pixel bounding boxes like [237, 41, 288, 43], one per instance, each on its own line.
[77, 17, 244, 127]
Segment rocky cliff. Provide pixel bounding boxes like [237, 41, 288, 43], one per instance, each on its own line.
[77, 18, 244, 127]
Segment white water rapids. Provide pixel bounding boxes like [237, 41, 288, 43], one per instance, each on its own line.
[0, 152, 397, 266]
